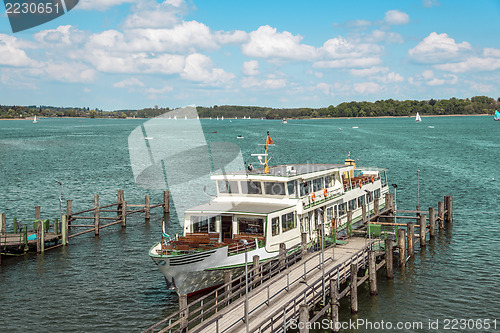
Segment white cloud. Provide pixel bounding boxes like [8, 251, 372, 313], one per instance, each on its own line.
[0, 34, 33, 67]
[483, 48, 500, 57]
[409, 70, 458, 86]
[181, 53, 235, 85]
[241, 25, 317, 60]
[423, 0, 441, 8]
[78, 0, 135, 11]
[241, 76, 287, 89]
[242, 60, 259, 75]
[114, 77, 145, 88]
[435, 57, 500, 73]
[350, 66, 388, 77]
[377, 72, 404, 83]
[40, 62, 96, 83]
[353, 82, 380, 94]
[384, 10, 410, 25]
[320, 36, 382, 59]
[315, 83, 333, 95]
[369, 30, 404, 44]
[408, 32, 471, 64]
[34, 25, 86, 46]
[314, 57, 381, 69]
[146, 86, 173, 94]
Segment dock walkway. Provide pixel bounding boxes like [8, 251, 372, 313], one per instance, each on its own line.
[193, 237, 371, 333]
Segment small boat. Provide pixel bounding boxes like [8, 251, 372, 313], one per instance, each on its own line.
[494, 110, 500, 121]
[415, 112, 422, 122]
[237, 135, 244, 139]
[282, 118, 287, 124]
[33, 115, 38, 123]
[352, 126, 358, 129]
[141, 137, 154, 140]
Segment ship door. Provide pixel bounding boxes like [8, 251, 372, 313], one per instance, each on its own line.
[221, 215, 233, 242]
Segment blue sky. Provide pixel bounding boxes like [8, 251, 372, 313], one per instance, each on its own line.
[1, 0, 499, 110]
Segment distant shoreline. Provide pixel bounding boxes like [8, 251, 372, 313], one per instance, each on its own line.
[0, 114, 492, 121]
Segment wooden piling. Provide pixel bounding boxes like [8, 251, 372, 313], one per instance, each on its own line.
[35, 206, 41, 220]
[416, 204, 421, 218]
[362, 203, 367, 224]
[368, 250, 378, 295]
[179, 294, 188, 330]
[0, 213, 5, 234]
[330, 279, 339, 332]
[398, 229, 406, 266]
[346, 211, 353, 236]
[117, 189, 124, 220]
[301, 232, 307, 256]
[66, 199, 72, 219]
[429, 207, 435, 238]
[407, 223, 414, 257]
[145, 195, 151, 221]
[121, 200, 127, 227]
[438, 201, 445, 229]
[279, 243, 286, 267]
[163, 190, 170, 214]
[374, 197, 380, 216]
[94, 194, 100, 236]
[298, 304, 310, 333]
[61, 215, 68, 246]
[252, 255, 260, 288]
[36, 220, 44, 253]
[444, 195, 453, 225]
[224, 270, 232, 305]
[350, 262, 358, 314]
[419, 215, 426, 246]
[385, 238, 394, 279]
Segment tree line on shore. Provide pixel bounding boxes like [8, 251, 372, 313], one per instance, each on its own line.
[1, 96, 498, 119]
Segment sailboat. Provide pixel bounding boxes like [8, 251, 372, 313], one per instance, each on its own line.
[494, 111, 500, 121]
[415, 112, 422, 122]
[33, 115, 38, 123]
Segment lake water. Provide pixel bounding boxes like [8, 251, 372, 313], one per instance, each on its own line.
[0, 116, 499, 332]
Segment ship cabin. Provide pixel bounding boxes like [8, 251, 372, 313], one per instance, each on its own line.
[173, 161, 388, 255]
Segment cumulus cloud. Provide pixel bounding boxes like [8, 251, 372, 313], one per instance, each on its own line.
[0, 34, 33, 67]
[353, 82, 380, 94]
[78, 0, 135, 11]
[350, 66, 389, 76]
[408, 32, 471, 64]
[384, 10, 410, 25]
[181, 53, 235, 85]
[114, 77, 145, 88]
[320, 36, 382, 59]
[242, 60, 259, 75]
[241, 25, 317, 60]
[409, 70, 457, 86]
[314, 57, 381, 69]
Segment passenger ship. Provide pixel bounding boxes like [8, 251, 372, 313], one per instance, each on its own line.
[149, 133, 389, 296]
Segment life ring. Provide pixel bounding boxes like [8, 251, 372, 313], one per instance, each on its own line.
[371, 175, 375, 183]
[358, 179, 363, 188]
[323, 188, 328, 197]
[311, 192, 316, 202]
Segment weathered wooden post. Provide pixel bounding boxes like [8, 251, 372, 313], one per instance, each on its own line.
[145, 195, 151, 222]
[350, 262, 358, 314]
[36, 220, 44, 253]
[444, 195, 453, 225]
[61, 215, 68, 246]
[419, 215, 426, 246]
[179, 294, 188, 330]
[374, 197, 380, 216]
[94, 194, 100, 236]
[163, 190, 170, 214]
[407, 223, 414, 257]
[13, 218, 18, 233]
[330, 279, 339, 332]
[252, 255, 260, 289]
[299, 304, 309, 333]
[368, 250, 378, 295]
[279, 243, 286, 268]
[416, 204, 421, 218]
[35, 206, 41, 221]
[224, 270, 232, 305]
[66, 199, 72, 224]
[0, 213, 5, 234]
[385, 238, 394, 279]
[301, 232, 307, 256]
[121, 200, 127, 227]
[362, 203, 367, 224]
[398, 229, 406, 266]
[346, 211, 353, 237]
[429, 207, 436, 238]
[117, 189, 124, 220]
[438, 201, 445, 229]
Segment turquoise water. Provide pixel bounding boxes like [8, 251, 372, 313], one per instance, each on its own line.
[0, 116, 499, 332]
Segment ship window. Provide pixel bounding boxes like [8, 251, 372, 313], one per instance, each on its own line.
[313, 178, 324, 192]
[338, 203, 347, 216]
[191, 216, 216, 233]
[241, 181, 262, 194]
[326, 207, 333, 222]
[287, 180, 297, 196]
[358, 195, 365, 207]
[264, 182, 286, 195]
[237, 217, 263, 235]
[218, 181, 239, 194]
[325, 175, 334, 188]
[374, 189, 381, 199]
[282, 212, 296, 232]
[348, 199, 357, 211]
[300, 181, 311, 196]
[271, 217, 279, 236]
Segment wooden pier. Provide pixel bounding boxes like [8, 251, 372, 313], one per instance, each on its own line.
[142, 194, 453, 333]
[0, 190, 170, 264]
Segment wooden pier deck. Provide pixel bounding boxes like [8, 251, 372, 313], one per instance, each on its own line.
[194, 237, 371, 333]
